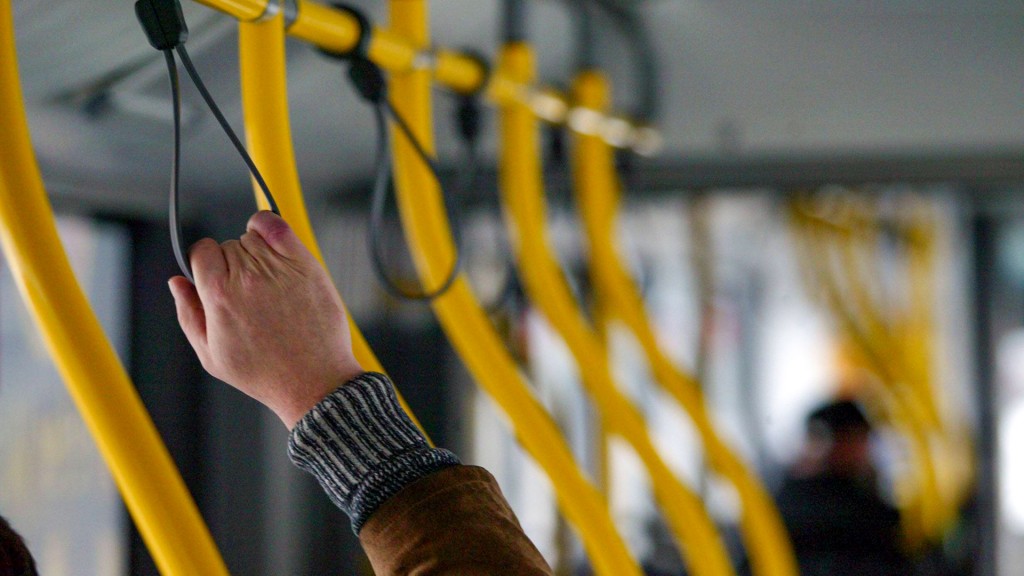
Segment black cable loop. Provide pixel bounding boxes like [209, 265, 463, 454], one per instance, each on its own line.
[367, 102, 463, 301]
[451, 52, 519, 313]
[164, 50, 192, 283]
[161, 46, 281, 283]
[175, 46, 279, 216]
[326, 3, 462, 301]
[449, 90, 518, 314]
[139, 0, 280, 282]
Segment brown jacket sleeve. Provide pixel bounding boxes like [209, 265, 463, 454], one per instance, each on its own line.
[360, 465, 554, 576]
[288, 375, 553, 574]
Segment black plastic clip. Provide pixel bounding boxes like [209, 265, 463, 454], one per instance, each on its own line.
[318, 4, 386, 105]
[135, 0, 189, 51]
[452, 49, 491, 143]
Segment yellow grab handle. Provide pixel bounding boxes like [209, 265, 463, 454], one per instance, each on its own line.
[498, 44, 733, 576]
[384, 3, 642, 575]
[571, 71, 798, 576]
[0, 2, 228, 574]
[236, 15, 428, 434]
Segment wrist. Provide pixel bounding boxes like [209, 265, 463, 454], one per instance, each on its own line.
[287, 372, 461, 532]
[279, 361, 365, 429]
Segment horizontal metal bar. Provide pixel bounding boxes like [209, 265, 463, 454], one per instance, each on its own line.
[191, 0, 658, 151]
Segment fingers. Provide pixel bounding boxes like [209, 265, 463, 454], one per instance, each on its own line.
[221, 239, 250, 274]
[189, 238, 228, 288]
[168, 275, 210, 364]
[246, 210, 310, 260]
[239, 227, 273, 259]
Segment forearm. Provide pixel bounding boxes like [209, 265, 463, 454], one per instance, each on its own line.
[170, 214, 549, 572]
[288, 372, 552, 575]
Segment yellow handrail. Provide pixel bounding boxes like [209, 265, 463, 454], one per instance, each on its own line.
[570, 70, 798, 576]
[236, 14, 429, 435]
[498, 44, 734, 576]
[901, 215, 943, 428]
[192, 0, 655, 151]
[385, 3, 642, 575]
[0, 2, 228, 574]
[901, 212, 975, 512]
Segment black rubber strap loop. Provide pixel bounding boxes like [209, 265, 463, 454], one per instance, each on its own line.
[321, 3, 461, 301]
[138, 0, 281, 283]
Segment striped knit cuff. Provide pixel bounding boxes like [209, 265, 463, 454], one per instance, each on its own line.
[287, 372, 460, 533]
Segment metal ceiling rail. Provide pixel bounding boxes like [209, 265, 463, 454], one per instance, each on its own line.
[383, 2, 643, 574]
[498, 42, 734, 576]
[192, 0, 661, 154]
[570, 69, 799, 576]
[0, 1, 229, 574]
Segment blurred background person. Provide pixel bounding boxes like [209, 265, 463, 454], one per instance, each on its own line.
[774, 399, 911, 576]
[0, 515, 37, 576]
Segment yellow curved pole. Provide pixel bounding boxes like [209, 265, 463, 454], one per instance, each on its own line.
[828, 209, 968, 529]
[498, 44, 733, 576]
[901, 217, 946, 428]
[803, 211, 938, 434]
[0, 2, 228, 574]
[892, 209, 973, 516]
[793, 202, 945, 432]
[571, 71, 798, 576]
[899, 212, 973, 521]
[385, 3, 642, 575]
[827, 207, 942, 436]
[237, 15, 428, 435]
[791, 212, 933, 535]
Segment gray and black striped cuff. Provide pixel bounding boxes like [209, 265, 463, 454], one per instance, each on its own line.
[287, 372, 460, 533]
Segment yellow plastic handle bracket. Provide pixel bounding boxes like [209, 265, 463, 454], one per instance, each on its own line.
[236, 15, 429, 435]
[497, 43, 733, 576]
[570, 70, 798, 576]
[383, 3, 641, 575]
[0, 2, 228, 574]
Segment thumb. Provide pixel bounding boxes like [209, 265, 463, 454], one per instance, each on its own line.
[246, 210, 311, 260]
[169, 276, 209, 360]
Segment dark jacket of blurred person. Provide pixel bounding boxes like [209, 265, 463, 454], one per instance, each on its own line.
[775, 399, 912, 576]
[0, 516, 36, 576]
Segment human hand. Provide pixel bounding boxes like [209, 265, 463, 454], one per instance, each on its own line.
[168, 211, 363, 429]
